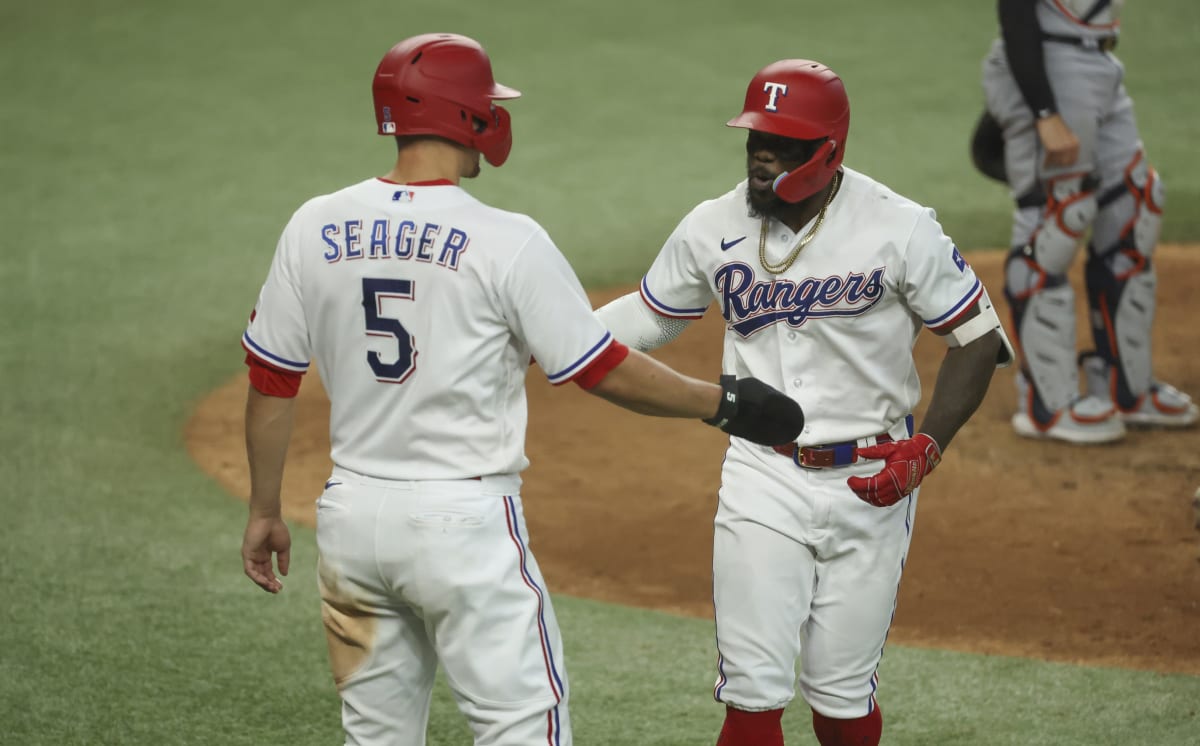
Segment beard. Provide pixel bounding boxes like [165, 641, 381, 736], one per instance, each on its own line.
[746, 181, 790, 222]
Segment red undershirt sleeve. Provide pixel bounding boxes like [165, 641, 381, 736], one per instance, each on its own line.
[571, 340, 630, 390]
[245, 353, 304, 398]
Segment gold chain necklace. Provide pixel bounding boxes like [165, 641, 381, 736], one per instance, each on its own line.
[758, 170, 843, 275]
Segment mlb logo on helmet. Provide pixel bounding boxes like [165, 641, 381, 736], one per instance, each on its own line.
[381, 106, 396, 134]
[382, 122, 396, 134]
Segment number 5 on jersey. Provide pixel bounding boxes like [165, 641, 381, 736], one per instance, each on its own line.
[362, 277, 417, 383]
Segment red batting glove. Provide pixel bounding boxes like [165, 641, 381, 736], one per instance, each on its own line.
[846, 433, 942, 507]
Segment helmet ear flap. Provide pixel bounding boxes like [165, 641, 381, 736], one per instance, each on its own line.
[771, 139, 837, 202]
[823, 140, 839, 165]
[475, 104, 513, 167]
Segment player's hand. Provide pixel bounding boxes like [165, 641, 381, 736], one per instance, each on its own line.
[1035, 113, 1080, 168]
[704, 375, 805, 446]
[242, 515, 291, 593]
[846, 433, 942, 507]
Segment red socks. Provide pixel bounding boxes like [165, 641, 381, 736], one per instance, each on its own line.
[716, 706, 784, 746]
[715, 703, 883, 745]
[811, 704, 882, 746]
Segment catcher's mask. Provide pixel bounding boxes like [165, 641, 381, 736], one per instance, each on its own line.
[727, 59, 850, 202]
[372, 33, 521, 167]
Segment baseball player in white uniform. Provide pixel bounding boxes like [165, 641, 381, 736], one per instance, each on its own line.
[979, 0, 1197, 443]
[237, 34, 804, 746]
[596, 60, 1013, 746]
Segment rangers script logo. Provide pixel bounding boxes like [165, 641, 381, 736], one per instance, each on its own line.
[715, 261, 886, 337]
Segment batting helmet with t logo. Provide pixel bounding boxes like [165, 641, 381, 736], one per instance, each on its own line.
[727, 60, 850, 203]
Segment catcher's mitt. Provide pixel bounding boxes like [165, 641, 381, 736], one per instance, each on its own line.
[970, 109, 1007, 184]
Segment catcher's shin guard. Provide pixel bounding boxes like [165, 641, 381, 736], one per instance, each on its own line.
[1091, 150, 1164, 262]
[1004, 248, 1124, 443]
[1084, 150, 1173, 413]
[1004, 174, 1124, 442]
[1025, 173, 1098, 270]
[1004, 246, 1079, 416]
[1083, 248, 1156, 409]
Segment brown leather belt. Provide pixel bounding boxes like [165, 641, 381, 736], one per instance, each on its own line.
[772, 432, 894, 469]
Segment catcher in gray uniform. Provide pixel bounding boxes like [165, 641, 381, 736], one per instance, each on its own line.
[977, 0, 1197, 443]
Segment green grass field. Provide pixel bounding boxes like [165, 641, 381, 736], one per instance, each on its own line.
[3, 1, 1199, 743]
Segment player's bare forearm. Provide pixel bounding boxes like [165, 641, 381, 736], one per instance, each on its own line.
[918, 332, 1002, 450]
[588, 349, 720, 418]
[244, 384, 297, 518]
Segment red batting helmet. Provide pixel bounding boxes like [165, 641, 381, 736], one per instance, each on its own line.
[372, 34, 521, 167]
[727, 60, 850, 203]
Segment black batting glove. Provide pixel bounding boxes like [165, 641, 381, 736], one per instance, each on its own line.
[704, 375, 805, 446]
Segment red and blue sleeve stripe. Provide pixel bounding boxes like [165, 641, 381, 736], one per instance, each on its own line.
[241, 331, 310, 373]
[572, 340, 629, 390]
[924, 278, 983, 332]
[546, 332, 613, 385]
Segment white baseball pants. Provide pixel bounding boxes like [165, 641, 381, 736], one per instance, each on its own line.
[315, 468, 571, 745]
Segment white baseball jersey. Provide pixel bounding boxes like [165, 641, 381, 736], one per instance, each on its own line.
[243, 178, 614, 480]
[1039, 0, 1122, 36]
[638, 166, 983, 446]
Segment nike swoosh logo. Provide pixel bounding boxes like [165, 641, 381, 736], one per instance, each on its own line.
[720, 236, 747, 251]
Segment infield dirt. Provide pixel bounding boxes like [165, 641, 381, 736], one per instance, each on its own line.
[188, 245, 1200, 674]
